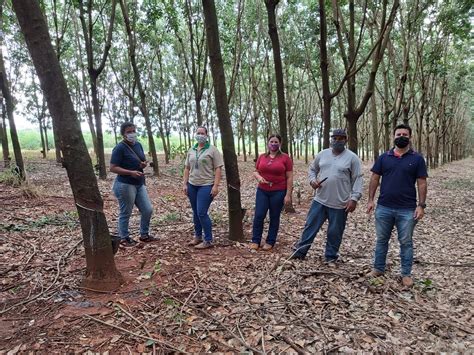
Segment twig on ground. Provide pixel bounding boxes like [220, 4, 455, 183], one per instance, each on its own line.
[84, 314, 184, 353]
[0, 238, 83, 315]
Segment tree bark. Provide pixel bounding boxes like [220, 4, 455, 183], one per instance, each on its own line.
[13, 0, 122, 291]
[0, 100, 9, 167]
[202, 0, 244, 241]
[265, 0, 289, 153]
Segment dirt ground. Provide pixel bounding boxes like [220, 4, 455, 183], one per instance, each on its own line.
[1, 154, 473, 353]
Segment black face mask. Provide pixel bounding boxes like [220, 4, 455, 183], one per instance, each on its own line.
[394, 136, 410, 148]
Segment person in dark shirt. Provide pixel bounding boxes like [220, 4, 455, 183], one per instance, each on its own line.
[251, 134, 293, 251]
[367, 124, 428, 287]
[110, 122, 158, 247]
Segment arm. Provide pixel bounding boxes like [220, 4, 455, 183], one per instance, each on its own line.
[182, 165, 190, 194]
[346, 157, 363, 212]
[366, 173, 381, 213]
[308, 154, 321, 189]
[414, 177, 427, 220]
[110, 163, 143, 178]
[211, 166, 222, 197]
[253, 155, 269, 184]
[284, 170, 293, 205]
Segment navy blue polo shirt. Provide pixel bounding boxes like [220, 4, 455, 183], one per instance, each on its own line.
[371, 148, 428, 209]
[110, 141, 146, 185]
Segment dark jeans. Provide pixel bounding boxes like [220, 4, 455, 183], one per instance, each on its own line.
[252, 188, 286, 246]
[187, 183, 214, 242]
[293, 200, 348, 261]
[373, 205, 417, 276]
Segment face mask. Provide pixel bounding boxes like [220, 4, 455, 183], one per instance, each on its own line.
[268, 143, 280, 152]
[331, 140, 346, 153]
[394, 136, 410, 148]
[125, 133, 137, 143]
[195, 134, 207, 144]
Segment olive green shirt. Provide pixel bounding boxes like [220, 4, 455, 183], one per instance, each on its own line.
[185, 143, 224, 186]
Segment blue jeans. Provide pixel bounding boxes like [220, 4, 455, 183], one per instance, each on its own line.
[187, 183, 214, 242]
[373, 205, 417, 276]
[293, 200, 348, 261]
[252, 188, 286, 246]
[112, 180, 153, 239]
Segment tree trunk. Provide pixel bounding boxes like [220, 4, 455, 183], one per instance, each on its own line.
[13, 0, 122, 291]
[371, 93, 379, 159]
[39, 118, 47, 158]
[119, 0, 159, 176]
[319, 0, 331, 149]
[202, 0, 244, 241]
[265, 0, 288, 154]
[0, 101, 10, 166]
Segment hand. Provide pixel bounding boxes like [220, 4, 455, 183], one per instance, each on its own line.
[140, 160, 148, 169]
[257, 176, 269, 184]
[310, 180, 321, 189]
[345, 200, 357, 213]
[414, 206, 425, 220]
[130, 170, 144, 178]
[211, 185, 219, 197]
[367, 200, 375, 214]
[284, 194, 292, 206]
[182, 183, 188, 195]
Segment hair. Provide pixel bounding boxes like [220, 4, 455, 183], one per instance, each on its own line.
[265, 134, 283, 156]
[394, 123, 412, 137]
[196, 126, 208, 134]
[120, 122, 136, 136]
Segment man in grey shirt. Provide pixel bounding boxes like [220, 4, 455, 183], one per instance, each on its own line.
[291, 129, 363, 263]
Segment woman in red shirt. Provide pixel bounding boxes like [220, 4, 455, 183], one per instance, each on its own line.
[251, 134, 293, 250]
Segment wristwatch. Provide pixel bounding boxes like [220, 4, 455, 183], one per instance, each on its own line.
[418, 202, 427, 209]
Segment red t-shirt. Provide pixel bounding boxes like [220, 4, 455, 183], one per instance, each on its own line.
[255, 153, 293, 191]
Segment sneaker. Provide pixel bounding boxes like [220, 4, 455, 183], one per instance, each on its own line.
[326, 260, 337, 268]
[249, 242, 259, 250]
[120, 237, 137, 247]
[188, 238, 203, 246]
[195, 241, 213, 249]
[367, 269, 384, 278]
[402, 276, 414, 287]
[289, 252, 305, 260]
[262, 243, 273, 251]
[139, 234, 160, 242]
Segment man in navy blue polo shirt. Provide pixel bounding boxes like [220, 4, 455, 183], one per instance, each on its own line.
[366, 124, 428, 287]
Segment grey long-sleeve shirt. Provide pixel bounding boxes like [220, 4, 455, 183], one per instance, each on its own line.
[308, 148, 363, 209]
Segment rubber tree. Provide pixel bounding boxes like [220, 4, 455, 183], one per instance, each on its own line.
[13, 0, 123, 291]
[202, 0, 244, 241]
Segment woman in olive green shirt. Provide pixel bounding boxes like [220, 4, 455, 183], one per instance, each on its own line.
[182, 127, 224, 249]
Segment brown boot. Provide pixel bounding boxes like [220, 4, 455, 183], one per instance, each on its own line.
[262, 243, 273, 251]
[188, 238, 203, 246]
[195, 241, 213, 249]
[249, 242, 259, 250]
[402, 276, 413, 287]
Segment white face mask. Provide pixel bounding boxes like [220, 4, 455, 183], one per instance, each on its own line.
[195, 134, 207, 144]
[125, 133, 137, 143]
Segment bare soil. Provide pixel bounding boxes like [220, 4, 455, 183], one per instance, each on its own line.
[1, 155, 473, 353]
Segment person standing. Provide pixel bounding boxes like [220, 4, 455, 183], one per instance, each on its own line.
[183, 126, 224, 249]
[110, 122, 158, 247]
[367, 124, 428, 287]
[291, 129, 363, 263]
[250, 134, 293, 251]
